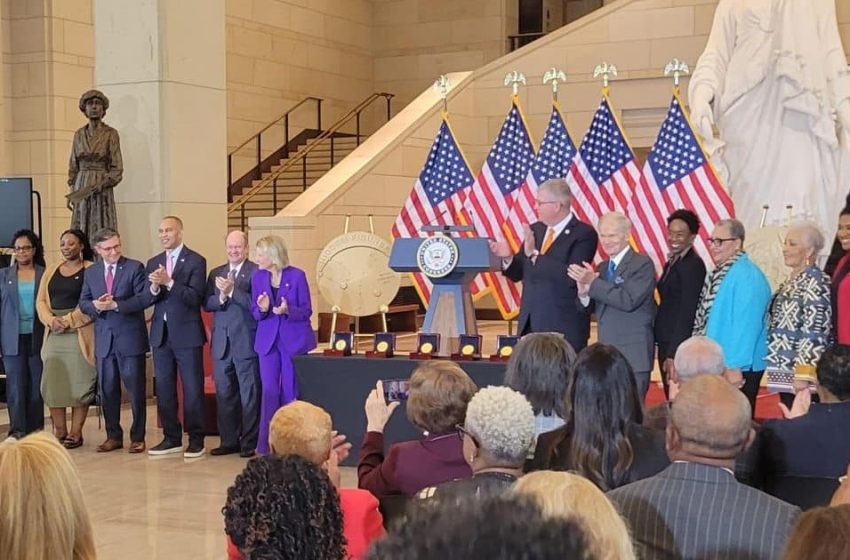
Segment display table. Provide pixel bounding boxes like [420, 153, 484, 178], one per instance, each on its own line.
[293, 354, 506, 466]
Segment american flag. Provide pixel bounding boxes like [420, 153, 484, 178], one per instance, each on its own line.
[627, 94, 734, 273]
[391, 119, 476, 303]
[462, 100, 536, 318]
[567, 96, 642, 236]
[503, 103, 578, 253]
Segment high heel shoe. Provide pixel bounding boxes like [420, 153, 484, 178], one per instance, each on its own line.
[63, 435, 84, 449]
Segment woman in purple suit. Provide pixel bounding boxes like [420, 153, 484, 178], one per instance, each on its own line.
[251, 235, 316, 454]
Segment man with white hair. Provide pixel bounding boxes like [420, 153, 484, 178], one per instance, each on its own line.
[568, 212, 656, 398]
[609, 375, 800, 559]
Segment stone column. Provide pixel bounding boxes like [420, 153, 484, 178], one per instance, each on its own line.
[93, 0, 226, 261]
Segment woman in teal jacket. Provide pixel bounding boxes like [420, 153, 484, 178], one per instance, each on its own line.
[693, 219, 771, 415]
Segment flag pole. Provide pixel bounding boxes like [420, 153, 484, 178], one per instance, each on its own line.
[593, 62, 618, 96]
[664, 58, 690, 96]
[504, 70, 527, 102]
[543, 67, 566, 103]
[433, 75, 450, 117]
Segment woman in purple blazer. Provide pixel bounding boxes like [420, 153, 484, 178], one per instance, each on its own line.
[251, 235, 316, 454]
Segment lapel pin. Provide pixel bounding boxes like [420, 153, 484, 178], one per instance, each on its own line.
[565, 229, 570, 235]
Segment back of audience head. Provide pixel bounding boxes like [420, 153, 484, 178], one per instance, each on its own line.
[782, 504, 850, 560]
[567, 343, 644, 490]
[406, 361, 478, 435]
[669, 336, 736, 397]
[223, 454, 346, 560]
[667, 375, 753, 466]
[504, 332, 576, 420]
[513, 471, 635, 560]
[815, 344, 850, 402]
[463, 386, 535, 471]
[0, 432, 96, 560]
[365, 494, 590, 560]
[269, 400, 332, 465]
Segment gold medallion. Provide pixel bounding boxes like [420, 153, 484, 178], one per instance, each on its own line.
[334, 339, 347, 351]
[376, 340, 389, 352]
[420, 342, 434, 354]
[461, 344, 475, 356]
[499, 345, 513, 357]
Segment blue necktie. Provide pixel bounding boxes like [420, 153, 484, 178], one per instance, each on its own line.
[608, 260, 616, 280]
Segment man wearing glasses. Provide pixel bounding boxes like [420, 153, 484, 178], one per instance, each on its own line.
[489, 178, 598, 352]
[79, 227, 150, 453]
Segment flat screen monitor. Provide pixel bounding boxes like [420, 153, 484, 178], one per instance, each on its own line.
[0, 178, 33, 247]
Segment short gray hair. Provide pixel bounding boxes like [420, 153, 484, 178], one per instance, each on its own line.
[599, 211, 632, 235]
[537, 178, 572, 205]
[465, 386, 535, 463]
[788, 221, 825, 254]
[715, 218, 746, 243]
[674, 336, 725, 382]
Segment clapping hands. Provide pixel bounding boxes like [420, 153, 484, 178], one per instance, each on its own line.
[567, 262, 598, 296]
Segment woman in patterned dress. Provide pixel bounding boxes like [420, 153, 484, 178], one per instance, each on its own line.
[67, 90, 123, 238]
[766, 222, 833, 410]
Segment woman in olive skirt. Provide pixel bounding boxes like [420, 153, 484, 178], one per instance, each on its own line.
[36, 229, 96, 449]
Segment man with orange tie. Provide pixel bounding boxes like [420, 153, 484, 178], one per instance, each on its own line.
[489, 178, 598, 352]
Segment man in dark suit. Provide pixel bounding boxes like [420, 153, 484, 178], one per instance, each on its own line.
[79, 228, 150, 453]
[203, 231, 260, 458]
[754, 344, 850, 497]
[609, 375, 799, 559]
[569, 211, 656, 398]
[655, 209, 706, 396]
[488, 178, 598, 352]
[145, 216, 208, 458]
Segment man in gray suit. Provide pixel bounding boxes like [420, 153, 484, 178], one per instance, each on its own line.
[203, 231, 260, 458]
[609, 375, 799, 560]
[568, 211, 656, 397]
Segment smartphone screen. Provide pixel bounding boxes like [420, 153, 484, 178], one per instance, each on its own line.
[382, 379, 411, 402]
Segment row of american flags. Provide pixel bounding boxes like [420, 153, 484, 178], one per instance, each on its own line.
[391, 91, 735, 320]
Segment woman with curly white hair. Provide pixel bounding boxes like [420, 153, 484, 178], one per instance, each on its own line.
[419, 386, 535, 504]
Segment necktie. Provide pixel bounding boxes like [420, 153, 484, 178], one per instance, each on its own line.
[166, 253, 174, 276]
[608, 260, 616, 280]
[540, 227, 556, 255]
[228, 268, 237, 281]
[105, 265, 114, 294]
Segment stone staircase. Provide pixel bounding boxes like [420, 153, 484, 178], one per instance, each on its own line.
[227, 135, 363, 230]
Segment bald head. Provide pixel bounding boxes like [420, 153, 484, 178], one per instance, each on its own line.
[225, 230, 248, 265]
[669, 375, 752, 462]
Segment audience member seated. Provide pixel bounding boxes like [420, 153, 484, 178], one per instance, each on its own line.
[358, 361, 478, 497]
[513, 471, 636, 560]
[782, 505, 850, 560]
[753, 344, 850, 506]
[258, 401, 382, 559]
[831, 462, 850, 506]
[504, 332, 576, 437]
[365, 495, 589, 560]
[531, 343, 669, 490]
[0, 432, 96, 560]
[223, 454, 346, 560]
[419, 386, 534, 504]
[609, 375, 800, 559]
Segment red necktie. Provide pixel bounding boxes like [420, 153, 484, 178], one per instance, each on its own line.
[105, 265, 114, 294]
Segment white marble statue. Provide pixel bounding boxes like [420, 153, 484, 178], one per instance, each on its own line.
[689, 0, 850, 235]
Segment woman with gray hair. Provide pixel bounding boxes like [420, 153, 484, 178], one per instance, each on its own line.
[419, 386, 534, 503]
[766, 221, 833, 410]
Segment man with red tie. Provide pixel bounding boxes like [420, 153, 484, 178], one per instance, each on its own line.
[79, 228, 150, 453]
[489, 178, 598, 352]
[145, 216, 208, 458]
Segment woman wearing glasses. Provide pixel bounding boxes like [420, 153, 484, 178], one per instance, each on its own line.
[0, 229, 46, 439]
[765, 222, 832, 410]
[693, 219, 772, 414]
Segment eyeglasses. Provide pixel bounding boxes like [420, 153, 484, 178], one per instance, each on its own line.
[13, 246, 33, 253]
[455, 424, 479, 447]
[707, 237, 737, 248]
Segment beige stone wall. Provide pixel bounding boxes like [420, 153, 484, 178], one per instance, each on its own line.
[1, 0, 93, 261]
[252, 0, 850, 320]
[373, 0, 515, 112]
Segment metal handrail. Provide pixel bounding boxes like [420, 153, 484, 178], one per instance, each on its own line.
[227, 92, 393, 217]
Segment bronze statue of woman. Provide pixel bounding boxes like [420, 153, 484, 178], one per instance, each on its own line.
[67, 90, 123, 238]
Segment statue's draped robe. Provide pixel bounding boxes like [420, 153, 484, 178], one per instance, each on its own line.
[689, 0, 850, 232]
[68, 122, 123, 238]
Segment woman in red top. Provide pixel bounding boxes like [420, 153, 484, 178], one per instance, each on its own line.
[832, 207, 850, 345]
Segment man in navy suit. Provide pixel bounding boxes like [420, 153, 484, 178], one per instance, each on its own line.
[79, 228, 149, 453]
[488, 178, 598, 352]
[145, 216, 208, 458]
[204, 231, 260, 458]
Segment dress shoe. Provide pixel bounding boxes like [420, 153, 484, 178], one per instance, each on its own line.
[239, 449, 256, 458]
[210, 446, 239, 456]
[184, 444, 206, 459]
[128, 441, 146, 454]
[148, 440, 183, 456]
[96, 439, 123, 452]
[63, 435, 84, 449]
